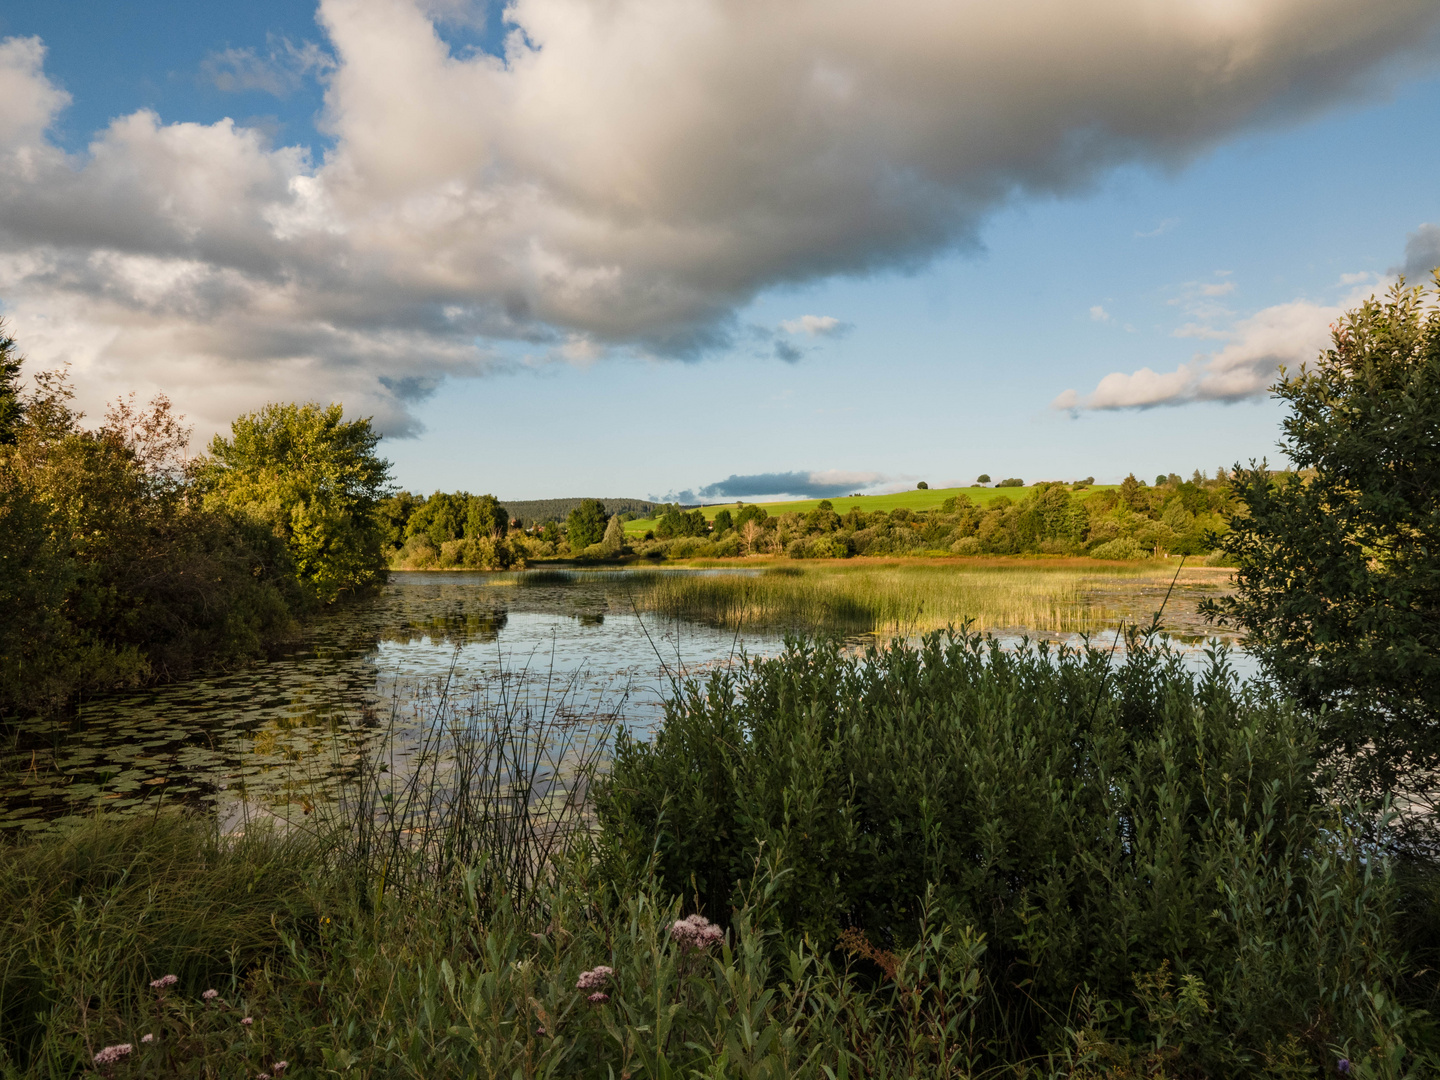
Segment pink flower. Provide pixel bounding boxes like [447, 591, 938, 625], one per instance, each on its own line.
[241, 1017, 254, 1026]
[257, 1074, 271, 1080]
[140, 1033, 154, 1044]
[202, 989, 219, 1001]
[93, 1044, 133, 1066]
[575, 965, 613, 990]
[670, 914, 724, 952]
[272, 1063, 288, 1074]
[587, 992, 610, 1004]
[149, 974, 178, 990]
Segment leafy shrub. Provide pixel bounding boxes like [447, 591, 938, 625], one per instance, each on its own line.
[996, 477, 1024, 487]
[1090, 536, 1146, 560]
[598, 631, 1409, 1072]
[950, 536, 981, 555]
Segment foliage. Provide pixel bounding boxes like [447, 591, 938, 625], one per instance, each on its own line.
[601, 513, 626, 555]
[655, 504, 707, 540]
[0, 322, 22, 446]
[566, 498, 609, 549]
[0, 353, 302, 718]
[1204, 280, 1440, 807]
[623, 476, 1234, 562]
[917, 480, 929, 489]
[199, 402, 391, 603]
[599, 630, 1421, 1074]
[7, 631, 1436, 1077]
[977, 474, 991, 483]
[503, 496, 661, 527]
[996, 477, 1024, 487]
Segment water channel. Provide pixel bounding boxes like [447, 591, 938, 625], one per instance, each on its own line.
[0, 568, 1250, 834]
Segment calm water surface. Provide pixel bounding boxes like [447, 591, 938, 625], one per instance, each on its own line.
[0, 568, 1249, 833]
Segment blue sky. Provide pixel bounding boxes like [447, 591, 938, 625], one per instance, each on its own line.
[1, 0, 1438, 501]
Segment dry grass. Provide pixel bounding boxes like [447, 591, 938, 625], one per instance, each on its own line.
[635, 558, 1171, 636]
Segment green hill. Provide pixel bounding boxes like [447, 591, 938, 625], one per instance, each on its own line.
[624, 484, 1117, 535]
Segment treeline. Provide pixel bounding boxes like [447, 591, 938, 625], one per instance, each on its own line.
[0, 324, 391, 718]
[383, 494, 633, 567]
[502, 496, 661, 526]
[630, 472, 1236, 561]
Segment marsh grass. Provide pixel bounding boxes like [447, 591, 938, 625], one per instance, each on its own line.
[636, 559, 1164, 635]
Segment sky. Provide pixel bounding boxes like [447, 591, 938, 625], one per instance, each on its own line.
[1, 0, 1438, 502]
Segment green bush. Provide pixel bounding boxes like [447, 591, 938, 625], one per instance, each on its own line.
[597, 631, 1416, 1073]
[1090, 536, 1146, 560]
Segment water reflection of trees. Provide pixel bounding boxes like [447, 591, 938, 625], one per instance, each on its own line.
[381, 609, 509, 647]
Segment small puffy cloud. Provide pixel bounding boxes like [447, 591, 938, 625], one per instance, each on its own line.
[1197, 280, 1236, 297]
[687, 469, 889, 501]
[1089, 305, 1112, 322]
[780, 314, 849, 337]
[1054, 289, 1379, 412]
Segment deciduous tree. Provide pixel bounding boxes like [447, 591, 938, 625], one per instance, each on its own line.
[1204, 280, 1440, 806]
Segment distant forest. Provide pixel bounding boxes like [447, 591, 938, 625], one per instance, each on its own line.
[501, 497, 662, 526]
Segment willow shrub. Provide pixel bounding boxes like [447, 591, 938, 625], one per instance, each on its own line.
[597, 630, 1421, 1072]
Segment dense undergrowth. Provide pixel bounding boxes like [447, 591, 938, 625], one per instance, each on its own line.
[1, 632, 1436, 1078]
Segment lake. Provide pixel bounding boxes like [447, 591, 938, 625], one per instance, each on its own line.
[0, 565, 1248, 834]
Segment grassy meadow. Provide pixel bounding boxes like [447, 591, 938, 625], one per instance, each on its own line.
[623, 483, 1120, 536]
[635, 557, 1195, 636]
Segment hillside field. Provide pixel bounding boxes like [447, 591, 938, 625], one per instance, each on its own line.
[623, 483, 1120, 535]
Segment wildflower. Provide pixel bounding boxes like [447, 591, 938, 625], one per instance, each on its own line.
[257, 1074, 270, 1080]
[93, 1044, 133, 1067]
[575, 965, 613, 990]
[241, 1016, 254, 1026]
[670, 914, 724, 952]
[587, 992, 610, 1004]
[272, 1063, 288, 1074]
[141, 1033, 154, 1044]
[149, 974, 179, 990]
[535, 1026, 547, 1037]
[202, 988, 219, 1001]
[1337, 1062, 1351, 1075]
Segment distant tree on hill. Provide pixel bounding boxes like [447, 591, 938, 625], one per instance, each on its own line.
[996, 477, 1024, 488]
[567, 498, 608, 549]
[976, 474, 991, 484]
[917, 481, 928, 489]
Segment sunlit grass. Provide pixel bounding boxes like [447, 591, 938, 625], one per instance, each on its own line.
[636, 558, 1167, 635]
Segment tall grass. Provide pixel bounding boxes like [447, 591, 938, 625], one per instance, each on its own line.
[636, 560, 1161, 635]
[0, 632, 1435, 1077]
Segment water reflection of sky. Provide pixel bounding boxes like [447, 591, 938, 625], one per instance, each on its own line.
[0, 569, 1254, 833]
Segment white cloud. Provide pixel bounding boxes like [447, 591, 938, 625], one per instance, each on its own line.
[1054, 284, 1389, 412]
[2, 1, 1439, 435]
[780, 314, 846, 336]
[200, 39, 335, 97]
[1089, 305, 1112, 322]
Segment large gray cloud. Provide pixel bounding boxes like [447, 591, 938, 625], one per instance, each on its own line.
[2, 0, 1439, 435]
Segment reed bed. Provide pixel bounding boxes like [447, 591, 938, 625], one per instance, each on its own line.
[635, 560, 1164, 635]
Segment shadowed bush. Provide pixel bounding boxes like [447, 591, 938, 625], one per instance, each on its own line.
[597, 629, 1425, 1073]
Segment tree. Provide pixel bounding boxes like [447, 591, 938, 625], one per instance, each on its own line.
[466, 493, 508, 539]
[712, 508, 734, 534]
[602, 513, 626, 554]
[1203, 280, 1440, 805]
[0, 320, 24, 446]
[567, 498, 608, 549]
[976, 474, 991, 484]
[917, 481, 929, 489]
[200, 402, 391, 603]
